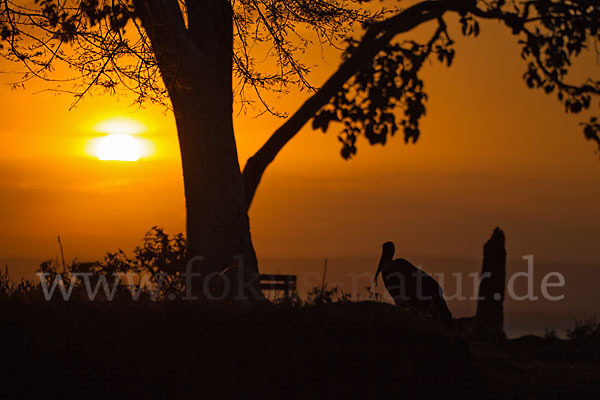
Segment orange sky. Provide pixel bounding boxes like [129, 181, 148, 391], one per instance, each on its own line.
[0, 12, 599, 313]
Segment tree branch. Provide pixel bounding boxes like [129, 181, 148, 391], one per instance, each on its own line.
[242, 0, 475, 209]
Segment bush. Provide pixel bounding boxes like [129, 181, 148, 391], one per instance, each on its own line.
[0, 227, 188, 303]
[568, 315, 600, 350]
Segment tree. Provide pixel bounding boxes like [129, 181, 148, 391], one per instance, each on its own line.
[1, 0, 599, 300]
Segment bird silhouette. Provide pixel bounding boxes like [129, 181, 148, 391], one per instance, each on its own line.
[375, 241, 452, 325]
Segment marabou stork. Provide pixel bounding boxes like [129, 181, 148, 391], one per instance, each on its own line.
[375, 241, 452, 325]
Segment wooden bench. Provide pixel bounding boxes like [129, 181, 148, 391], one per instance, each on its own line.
[259, 274, 297, 299]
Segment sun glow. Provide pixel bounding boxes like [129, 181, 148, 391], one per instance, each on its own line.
[86, 117, 153, 161]
[96, 134, 142, 161]
[95, 117, 146, 135]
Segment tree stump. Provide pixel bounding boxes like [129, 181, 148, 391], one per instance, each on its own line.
[474, 227, 506, 340]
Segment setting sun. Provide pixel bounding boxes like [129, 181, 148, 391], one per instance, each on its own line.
[86, 117, 154, 161]
[96, 134, 141, 161]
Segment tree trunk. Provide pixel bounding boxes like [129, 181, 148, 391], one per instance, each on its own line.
[170, 86, 261, 300]
[135, 0, 262, 300]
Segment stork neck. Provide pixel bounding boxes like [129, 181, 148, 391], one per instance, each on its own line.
[378, 252, 393, 271]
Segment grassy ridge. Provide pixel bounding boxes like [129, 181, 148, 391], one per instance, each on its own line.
[1, 301, 476, 399]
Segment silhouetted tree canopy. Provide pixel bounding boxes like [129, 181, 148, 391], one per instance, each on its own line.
[312, 0, 600, 158]
[1, 1, 598, 162]
[0, 0, 379, 108]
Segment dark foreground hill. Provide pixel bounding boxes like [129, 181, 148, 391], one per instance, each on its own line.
[1, 301, 598, 399]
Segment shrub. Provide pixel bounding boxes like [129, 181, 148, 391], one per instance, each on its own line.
[568, 315, 600, 349]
